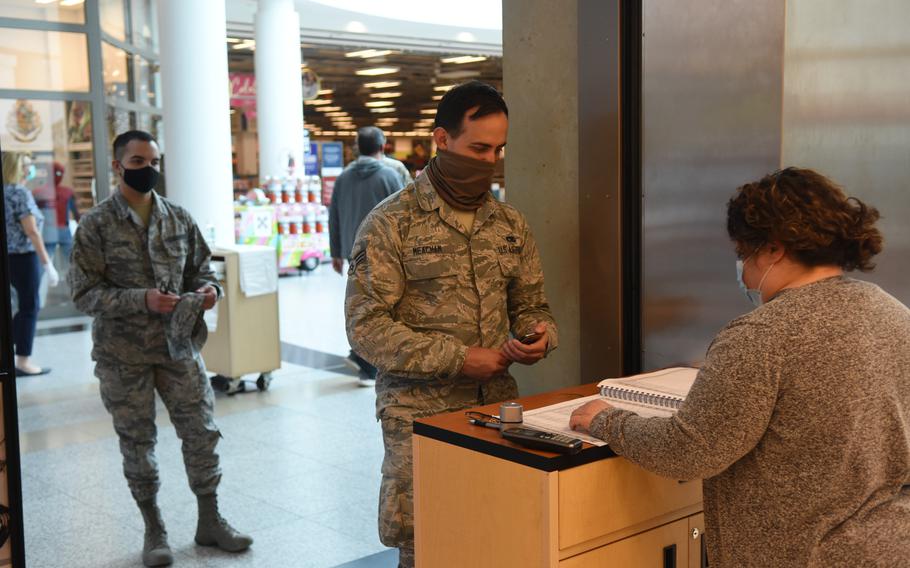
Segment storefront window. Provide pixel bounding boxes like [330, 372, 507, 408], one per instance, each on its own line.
[101, 42, 130, 102]
[100, 0, 128, 42]
[133, 55, 160, 107]
[0, 0, 86, 24]
[0, 29, 89, 92]
[130, 0, 159, 52]
[0, 97, 97, 319]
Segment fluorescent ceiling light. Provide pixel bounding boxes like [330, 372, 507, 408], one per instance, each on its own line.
[317, 89, 334, 95]
[456, 32, 476, 42]
[315, 106, 342, 112]
[432, 95, 443, 101]
[364, 81, 401, 89]
[370, 107, 396, 113]
[60, 0, 85, 5]
[375, 118, 398, 123]
[356, 67, 399, 77]
[36, 0, 58, 4]
[226, 38, 242, 43]
[420, 109, 437, 115]
[369, 92, 402, 99]
[304, 99, 333, 105]
[345, 21, 367, 33]
[346, 49, 393, 58]
[433, 85, 455, 92]
[365, 101, 393, 108]
[441, 55, 488, 64]
[325, 111, 350, 117]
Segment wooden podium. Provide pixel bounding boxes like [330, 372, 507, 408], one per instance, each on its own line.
[413, 384, 705, 567]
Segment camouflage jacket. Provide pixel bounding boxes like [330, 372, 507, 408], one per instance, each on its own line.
[345, 172, 558, 420]
[68, 191, 221, 364]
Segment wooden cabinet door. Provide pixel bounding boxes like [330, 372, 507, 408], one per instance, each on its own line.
[560, 519, 688, 568]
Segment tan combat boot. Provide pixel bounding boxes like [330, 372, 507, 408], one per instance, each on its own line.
[194, 493, 253, 552]
[137, 498, 173, 567]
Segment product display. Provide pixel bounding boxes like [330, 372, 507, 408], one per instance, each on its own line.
[234, 174, 330, 273]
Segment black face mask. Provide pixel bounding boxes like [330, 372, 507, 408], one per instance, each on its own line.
[120, 164, 160, 194]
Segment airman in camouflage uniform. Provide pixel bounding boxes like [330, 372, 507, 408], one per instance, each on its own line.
[346, 144, 558, 566]
[69, 130, 251, 567]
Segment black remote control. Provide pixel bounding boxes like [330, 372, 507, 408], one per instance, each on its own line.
[501, 426, 583, 454]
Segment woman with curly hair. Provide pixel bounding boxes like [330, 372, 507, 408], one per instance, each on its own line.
[571, 168, 909, 567]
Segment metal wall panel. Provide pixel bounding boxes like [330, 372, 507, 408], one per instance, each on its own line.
[781, 0, 910, 305]
[640, 0, 786, 369]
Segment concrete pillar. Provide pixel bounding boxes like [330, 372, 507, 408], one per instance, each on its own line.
[255, 0, 305, 180]
[503, 0, 624, 393]
[156, 0, 235, 246]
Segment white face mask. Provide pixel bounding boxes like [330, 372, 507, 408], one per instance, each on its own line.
[736, 250, 776, 307]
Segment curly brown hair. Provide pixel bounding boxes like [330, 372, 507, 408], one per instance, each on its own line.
[726, 167, 883, 271]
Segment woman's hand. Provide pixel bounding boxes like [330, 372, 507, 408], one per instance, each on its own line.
[570, 399, 613, 434]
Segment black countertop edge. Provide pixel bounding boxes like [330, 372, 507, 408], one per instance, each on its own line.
[414, 421, 617, 472]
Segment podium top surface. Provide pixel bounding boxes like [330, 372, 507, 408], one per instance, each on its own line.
[414, 383, 618, 472]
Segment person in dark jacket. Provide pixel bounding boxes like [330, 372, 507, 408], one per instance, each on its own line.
[329, 126, 402, 385]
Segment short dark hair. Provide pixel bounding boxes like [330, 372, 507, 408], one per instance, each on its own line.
[113, 130, 157, 161]
[434, 80, 508, 138]
[357, 126, 385, 156]
[727, 167, 883, 271]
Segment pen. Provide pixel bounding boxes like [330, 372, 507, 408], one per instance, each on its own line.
[468, 418, 501, 430]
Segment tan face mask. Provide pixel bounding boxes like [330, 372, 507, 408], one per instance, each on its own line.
[425, 149, 495, 211]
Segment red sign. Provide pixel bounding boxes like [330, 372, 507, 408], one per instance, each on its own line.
[229, 72, 257, 119]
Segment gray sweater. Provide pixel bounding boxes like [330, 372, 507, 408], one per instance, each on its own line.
[329, 156, 402, 260]
[590, 276, 910, 567]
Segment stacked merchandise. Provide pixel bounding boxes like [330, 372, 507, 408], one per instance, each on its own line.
[234, 175, 330, 273]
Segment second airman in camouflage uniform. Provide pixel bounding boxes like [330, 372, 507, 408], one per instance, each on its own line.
[69, 130, 251, 567]
[346, 82, 558, 567]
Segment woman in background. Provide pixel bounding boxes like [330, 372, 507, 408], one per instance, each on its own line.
[571, 168, 910, 567]
[3, 151, 59, 376]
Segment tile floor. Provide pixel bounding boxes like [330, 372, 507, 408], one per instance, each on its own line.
[17, 268, 398, 567]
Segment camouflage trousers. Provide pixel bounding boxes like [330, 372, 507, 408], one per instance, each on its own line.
[95, 356, 222, 502]
[378, 378, 518, 568]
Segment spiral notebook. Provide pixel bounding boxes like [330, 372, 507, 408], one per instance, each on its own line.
[521, 367, 699, 446]
[596, 367, 698, 418]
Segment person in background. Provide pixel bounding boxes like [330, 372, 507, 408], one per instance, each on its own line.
[2, 151, 59, 376]
[346, 81, 558, 567]
[330, 126, 403, 386]
[51, 161, 80, 264]
[382, 140, 412, 189]
[69, 130, 252, 567]
[571, 168, 910, 567]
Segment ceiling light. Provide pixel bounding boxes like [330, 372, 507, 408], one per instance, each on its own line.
[226, 37, 242, 43]
[232, 40, 255, 50]
[345, 21, 367, 33]
[420, 109, 437, 115]
[432, 95, 443, 101]
[365, 101, 393, 108]
[60, 0, 85, 5]
[433, 85, 455, 92]
[370, 107, 396, 113]
[369, 92, 402, 99]
[456, 32, 476, 43]
[392, 131, 405, 136]
[304, 99, 333, 105]
[314, 106, 342, 112]
[324, 111, 350, 117]
[364, 81, 401, 89]
[317, 89, 334, 95]
[36, 0, 58, 4]
[346, 49, 393, 58]
[441, 55, 488, 65]
[356, 67, 399, 77]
